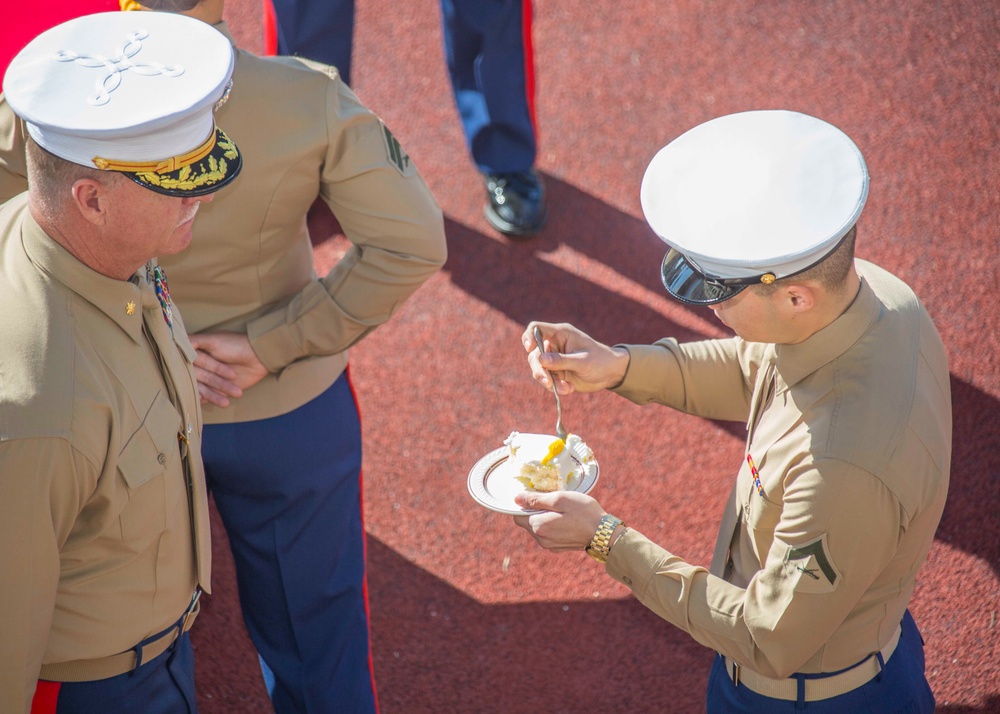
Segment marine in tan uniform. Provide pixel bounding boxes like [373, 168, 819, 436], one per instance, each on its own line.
[515, 111, 949, 713]
[0, 2, 448, 712]
[0, 12, 241, 714]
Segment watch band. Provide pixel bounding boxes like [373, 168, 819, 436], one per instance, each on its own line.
[586, 514, 623, 563]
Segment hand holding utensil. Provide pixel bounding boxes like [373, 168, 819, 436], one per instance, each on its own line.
[533, 326, 569, 441]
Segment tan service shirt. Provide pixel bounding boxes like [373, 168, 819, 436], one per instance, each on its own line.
[0, 199, 212, 713]
[605, 260, 951, 679]
[159, 23, 447, 422]
[0, 23, 447, 424]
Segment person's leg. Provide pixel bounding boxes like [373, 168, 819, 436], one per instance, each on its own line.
[706, 610, 934, 713]
[203, 373, 375, 714]
[37, 634, 198, 714]
[441, 0, 546, 235]
[441, 0, 536, 174]
[267, 0, 355, 84]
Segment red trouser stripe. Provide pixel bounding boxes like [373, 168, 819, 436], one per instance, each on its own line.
[521, 0, 538, 138]
[263, 0, 278, 56]
[31, 681, 61, 714]
[344, 366, 380, 714]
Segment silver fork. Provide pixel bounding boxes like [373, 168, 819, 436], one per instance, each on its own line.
[533, 326, 569, 441]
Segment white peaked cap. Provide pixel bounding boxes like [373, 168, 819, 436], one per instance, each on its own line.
[4, 11, 241, 196]
[641, 110, 869, 284]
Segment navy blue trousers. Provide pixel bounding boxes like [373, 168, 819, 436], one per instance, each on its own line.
[33, 633, 197, 714]
[267, 0, 538, 174]
[202, 373, 375, 714]
[706, 610, 935, 713]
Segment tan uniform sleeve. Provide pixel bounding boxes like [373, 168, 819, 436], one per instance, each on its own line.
[612, 337, 756, 422]
[245, 76, 447, 373]
[606, 458, 901, 678]
[0, 98, 29, 204]
[0, 438, 95, 714]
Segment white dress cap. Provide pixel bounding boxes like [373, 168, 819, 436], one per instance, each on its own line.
[641, 110, 869, 284]
[3, 11, 241, 196]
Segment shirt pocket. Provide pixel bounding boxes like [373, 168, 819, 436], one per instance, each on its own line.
[117, 391, 181, 542]
[741, 454, 783, 564]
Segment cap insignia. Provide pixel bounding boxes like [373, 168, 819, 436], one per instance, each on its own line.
[55, 30, 184, 106]
[760, 273, 776, 285]
[215, 78, 234, 110]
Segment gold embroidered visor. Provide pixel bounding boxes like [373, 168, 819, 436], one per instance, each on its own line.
[93, 125, 242, 197]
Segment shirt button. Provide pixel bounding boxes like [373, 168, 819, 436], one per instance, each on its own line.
[157, 453, 166, 464]
[622, 576, 633, 585]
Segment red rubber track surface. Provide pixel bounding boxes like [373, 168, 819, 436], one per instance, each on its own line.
[7, 1, 999, 711]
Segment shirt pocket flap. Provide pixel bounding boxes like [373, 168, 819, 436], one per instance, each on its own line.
[118, 391, 181, 490]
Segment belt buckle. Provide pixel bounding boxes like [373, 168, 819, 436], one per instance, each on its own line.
[181, 588, 202, 632]
[732, 660, 741, 687]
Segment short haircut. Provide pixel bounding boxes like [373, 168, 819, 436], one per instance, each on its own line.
[752, 225, 858, 296]
[26, 137, 123, 215]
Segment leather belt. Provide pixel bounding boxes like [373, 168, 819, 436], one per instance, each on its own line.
[40, 590, 202, 683]
[723, 624, 902, 702]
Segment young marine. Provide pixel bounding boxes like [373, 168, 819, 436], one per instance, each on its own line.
[517, 110, 949, 714]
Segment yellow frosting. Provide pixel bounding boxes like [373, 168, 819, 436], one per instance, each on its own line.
[540, 438, 565, 465]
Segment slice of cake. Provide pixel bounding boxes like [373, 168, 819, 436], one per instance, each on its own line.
[504, 431, 594, 492]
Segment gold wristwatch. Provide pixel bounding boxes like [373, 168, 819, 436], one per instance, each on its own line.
[586, 514, 623, 563]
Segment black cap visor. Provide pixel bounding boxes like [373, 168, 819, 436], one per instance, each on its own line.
[660, 249, 750, 306]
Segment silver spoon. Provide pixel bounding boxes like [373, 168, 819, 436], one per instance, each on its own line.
[533, 326, 569, 441]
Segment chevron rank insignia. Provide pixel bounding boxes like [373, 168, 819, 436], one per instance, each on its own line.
[784, 534, 841, 594]
[381, 122, 412, 176]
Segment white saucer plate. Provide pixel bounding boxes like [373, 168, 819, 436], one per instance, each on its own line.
[467, 436, 600, 515]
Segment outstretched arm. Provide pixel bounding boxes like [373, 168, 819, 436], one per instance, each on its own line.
[521, 321, 631, 395]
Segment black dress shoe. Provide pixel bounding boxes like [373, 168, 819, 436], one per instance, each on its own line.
[483, 170, 548, 237]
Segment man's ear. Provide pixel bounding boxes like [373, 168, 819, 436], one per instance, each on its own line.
[70, 178, 110, 226]
[783, 283, 817, 312]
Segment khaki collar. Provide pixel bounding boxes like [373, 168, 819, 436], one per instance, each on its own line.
[774, 261, 881, 388]
[21, 209, 147, 345]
